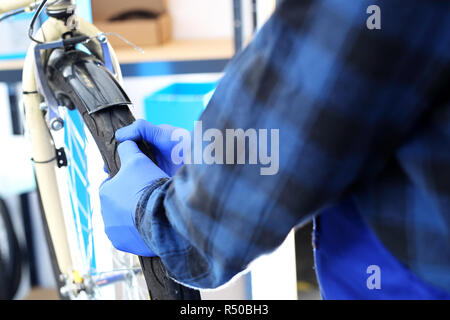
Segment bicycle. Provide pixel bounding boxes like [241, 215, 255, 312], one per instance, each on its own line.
[0, 0, 200, 300]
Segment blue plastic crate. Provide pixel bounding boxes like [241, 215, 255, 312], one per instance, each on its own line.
[143, 82, 216, 131]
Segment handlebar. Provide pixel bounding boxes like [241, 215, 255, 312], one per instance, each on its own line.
[0, 0, 74, 15]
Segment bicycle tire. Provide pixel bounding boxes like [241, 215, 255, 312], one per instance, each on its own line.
[79, 105, 200, 300]
[0, 198, 22, 300]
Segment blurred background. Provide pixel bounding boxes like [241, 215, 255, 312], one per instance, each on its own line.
[0, 0, 320, 300]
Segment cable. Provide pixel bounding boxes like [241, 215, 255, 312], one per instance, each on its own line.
[0, 0, 59, 25]
[29, 0, 48, 44]
[31, 122, 60, 165]
[31, 156, 57, 164]
[100, 32, 145, 53]
[38, 1, 47, 43]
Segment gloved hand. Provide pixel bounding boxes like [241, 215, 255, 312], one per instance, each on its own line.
[99, 140, 168, 257]
[115, 119, 188, 177]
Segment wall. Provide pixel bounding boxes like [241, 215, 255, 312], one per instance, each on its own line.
[168, 0, 234, 40]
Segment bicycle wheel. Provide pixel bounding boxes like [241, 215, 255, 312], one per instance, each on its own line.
[45, 48, 200, 300]
[0, 198, 22, 300]
[80, 106, 200, 300]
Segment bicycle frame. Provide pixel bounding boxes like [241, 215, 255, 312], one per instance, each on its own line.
[2, 1, 201, 300]
[0, 0, 36, 13]
[17, 3, 124, 293]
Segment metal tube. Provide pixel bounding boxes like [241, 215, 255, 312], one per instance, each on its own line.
[233, 0, 243, 53]
[0, 0, 34, 14]
[94, 269, 140, 288]
[252, 0, 258, 33]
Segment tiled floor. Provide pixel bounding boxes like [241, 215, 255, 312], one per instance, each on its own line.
[25, 288, 60, 300]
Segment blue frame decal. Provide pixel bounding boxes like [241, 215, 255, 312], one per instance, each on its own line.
[64, 109, 96, 271]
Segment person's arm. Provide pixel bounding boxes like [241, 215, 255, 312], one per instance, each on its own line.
[134, 0, 450, 289]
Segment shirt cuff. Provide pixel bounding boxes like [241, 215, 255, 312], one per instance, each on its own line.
[135, 178, 170, 231]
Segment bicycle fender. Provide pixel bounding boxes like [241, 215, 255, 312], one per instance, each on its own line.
[46, 48, 132, 114]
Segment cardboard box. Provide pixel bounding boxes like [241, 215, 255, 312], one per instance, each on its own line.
[92, 0, 168, 21]
[92, 0, 171, 47]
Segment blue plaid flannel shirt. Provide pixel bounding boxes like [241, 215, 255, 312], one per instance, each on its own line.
[135, 0, 450, 291]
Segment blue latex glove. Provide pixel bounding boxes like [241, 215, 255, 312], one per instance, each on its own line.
[115, 119, 187, 177]
[99, 140, 168, 257]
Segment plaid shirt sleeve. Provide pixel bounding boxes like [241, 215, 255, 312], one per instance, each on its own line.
[135, 0, 450, 289]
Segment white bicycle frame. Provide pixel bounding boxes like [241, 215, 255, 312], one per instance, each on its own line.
[1, 0, 124, 293]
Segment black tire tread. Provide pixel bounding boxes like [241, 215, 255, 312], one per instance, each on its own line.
[78, 105, 200, 300]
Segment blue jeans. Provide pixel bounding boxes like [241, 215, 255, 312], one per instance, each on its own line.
[314, 199, 450, 300]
